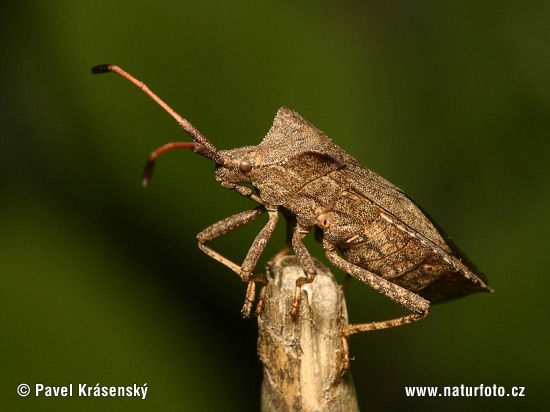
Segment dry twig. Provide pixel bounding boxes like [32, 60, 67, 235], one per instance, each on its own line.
[257, 255, 359, 412]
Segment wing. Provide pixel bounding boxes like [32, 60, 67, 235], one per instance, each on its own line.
[344, 160, 489, 287]
[346, 162, 449, 250]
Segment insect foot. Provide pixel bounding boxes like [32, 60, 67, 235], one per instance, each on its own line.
[239, 275, 269, 318]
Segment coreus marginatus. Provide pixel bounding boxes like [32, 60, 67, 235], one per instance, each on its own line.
[92, 65, 492, 366]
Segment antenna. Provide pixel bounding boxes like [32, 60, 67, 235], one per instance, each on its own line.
[92, 64, 225, 185]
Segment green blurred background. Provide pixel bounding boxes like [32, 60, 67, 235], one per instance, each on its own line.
[1, 1, 548, 411]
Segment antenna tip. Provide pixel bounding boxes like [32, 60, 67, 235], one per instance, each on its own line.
[91, 65, 113, 74]
[142, 160, 155, 187]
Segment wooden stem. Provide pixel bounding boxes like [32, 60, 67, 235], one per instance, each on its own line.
[257, 255, 359, 412]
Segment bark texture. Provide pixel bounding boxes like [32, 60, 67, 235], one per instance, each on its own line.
[257, 255, 359, 412]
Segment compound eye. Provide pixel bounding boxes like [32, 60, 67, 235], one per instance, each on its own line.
[239, 158, 253, 173]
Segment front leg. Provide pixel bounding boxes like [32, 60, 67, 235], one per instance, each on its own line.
[197, 207, 265, 275]
[197, 206, 280, 317]
[221, 181, 264, 206]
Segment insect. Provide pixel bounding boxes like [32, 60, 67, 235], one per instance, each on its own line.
[92, 65, 492, 365]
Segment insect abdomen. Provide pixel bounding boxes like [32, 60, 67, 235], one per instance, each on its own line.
[314, 173, 490, 303]
[283, 169, 490, 303]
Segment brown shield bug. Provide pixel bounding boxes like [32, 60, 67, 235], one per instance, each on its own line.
[92, 65, 492, 365]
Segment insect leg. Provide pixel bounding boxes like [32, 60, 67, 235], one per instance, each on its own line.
[322, 239, 430, 370]
[240, 207, 280, 316]
[197, 207, 266, 274]
[197, 206, 280, 317]
[289, 224, 318, 317]
[271, 215, 294, 261]
[341, 274, 352, 293]
[220, 181, 265, 205]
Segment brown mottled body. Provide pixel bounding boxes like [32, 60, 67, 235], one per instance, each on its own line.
[92, 65, 492, 368]
[285, 163, 486, 304]
[247, 108, 489, 301]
